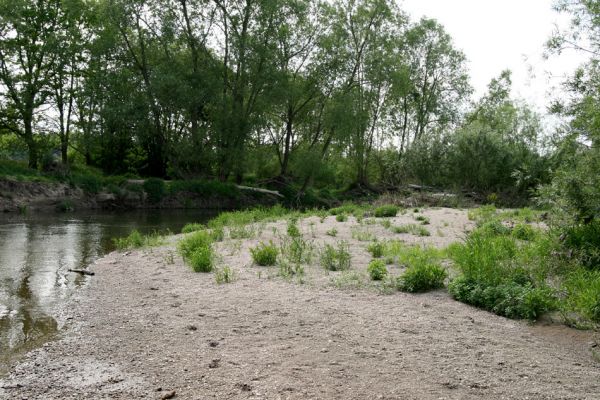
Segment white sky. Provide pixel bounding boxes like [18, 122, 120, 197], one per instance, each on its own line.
[400, 0, 589, 114]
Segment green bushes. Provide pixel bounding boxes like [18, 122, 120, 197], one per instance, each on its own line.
[250, 242, 278, 266]
[367, 260, 388, 281]
[189, 245, 214, 272]
[395, 246, 447, 293]
[320, 241, 351, 271]
[374, 205, 398, 218]
[335, 213, 348, 222]
[367, 241, 384, 258]
[143, 178, 166, 203]
[178, 230, 215, 272]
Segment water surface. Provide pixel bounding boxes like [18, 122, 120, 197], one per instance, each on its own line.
[0, 209, 215, 375]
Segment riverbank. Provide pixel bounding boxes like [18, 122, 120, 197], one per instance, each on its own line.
[1, 208, 598, 399]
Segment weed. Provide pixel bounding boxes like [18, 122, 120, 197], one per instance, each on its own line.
[392, 224, 430, 236]
[280, 236, 314, 264]
[164, 251, 175, 265]
[278, 258, 305, 279]
[367, 241, 384, 258]
[512, 223, 537, 241]
[229, 225, 255, 239]
[415, 215, 430, 225]
[178, 231, 212, 260]
[351, 228, 376, 242]
[182, 223, 204, 233]
[368, 259, 388, 281]
[287, 219, 301, 238]
[336, 213, 348, 222]
[331, 270, 364, 289]
[326, 228, 338, 237]
[397, 262, 447, 293]
[320, 241, 352, 271]
[374, 205, 399, 218]
[215, 266, 235, 284]
[189, 246, 214, 272]
[250, 241, 278, 266]
[380, 219, 392, 229]
[113, 230, 164, 250]
[562, 269, 600, 323]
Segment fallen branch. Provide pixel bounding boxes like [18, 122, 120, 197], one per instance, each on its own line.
[236, 185, 284, 198]
[68, 269, 95, 276]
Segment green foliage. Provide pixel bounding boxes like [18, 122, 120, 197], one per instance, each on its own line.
[326, 228, 338, 237]
[374, 205, 399, 218]
[397, 262, 447, 293]
[113, 230, 164, 250]
[392, 224, 430, 236]
[250, 242, 278, 266]
[143, 178, 166, 204]
[415, 215, 430, 225]
[562, 269, 600, 323]
[562, 221, 600, 269]
[189, 245, 214, 273]
[215, 266, 235, 284]
[367, 259, 388, 281]
[287, 219, 301, 238]
[178, 231, 213, 260]
[336, 213, 348, 222]
[367, 241, 384, 258]
[169, 180, 240, 199]
[280, 236, 313, 265]
[512, 223, 537, 241]
[182, 223, 204, 234]
[320, 241, 352, 271]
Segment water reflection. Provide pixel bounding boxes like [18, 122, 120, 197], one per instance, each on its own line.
[0, 209, 215, 374]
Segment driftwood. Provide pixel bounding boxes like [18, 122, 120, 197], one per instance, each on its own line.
[68, 269, 95, 276]
[160, 390, 176, 400]
[236, 185, 284, 198]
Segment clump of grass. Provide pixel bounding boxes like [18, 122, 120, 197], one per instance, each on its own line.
[562, 269, 600, 323]
[397, 263, 447, 293]
[280, 236, 313, 264]
[367, 259, 388, 281]
[336, 213, 348, 222]
[113, 230, 164, 250]
[467, 205, 497, 223]
[367, 241, 384, 258]
[512, 223, 537, 241]
[287, 219, 301, 238]
[351, 228, 375, 242]
[331, 270, 364, 290]
[278, 258, 305, 279]
[415, 215, 430, 225]
[380, 219, 391, 229]
[374, 205, 399, 218]
[229, 225, 255, 239]
[326, 228, 338, 237]
[250, 241, 278, 266]
[320, 241, 351, 271]
[182, 223, 204, 233]
[215, 266, 235, 284]
[392, 224, 430, 236]
[178, 230, 214, 272]
[210, 226, 225, 242]
[447, 228, 556, 320]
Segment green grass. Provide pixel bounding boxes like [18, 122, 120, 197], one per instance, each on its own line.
[320, 241, 352, 271]
[189, 245, 214, 272]
[562, 269, 600, 323]
[397, 262, 447, 293]
[250, 241, 278, 266]
[326, 228, 338, 237]
[367, 241, 384, 258]
[392, 224, 430, 236]
[215, 266, 235, 284]
[287, 219, 301, 238]
[374, 205, 399, 218]
[113, 230, 164, 250]
[367, 259, 388, 281]
[280, 235, 314, 264]
[336, 213, 348, 222]
[182, 223, 205, 233]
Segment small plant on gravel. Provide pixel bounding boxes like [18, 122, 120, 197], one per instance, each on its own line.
[229, 225, 255, 239]
[113, 230, 164, 250]
[374, 205, 399, 218]
[326, 228, 338, 237]
[182, 223, 204, 233]
[351, 228, 376, 242]
[336, 213, 348, 222]
[278, 258, 305, 279]
[189, 245, 214, 272]
[250, 241, 278, 266]
[397, 262, 447, 293]
[415, 215, 430, 225]
[320, 241, 351, 271]
[392, 224, 430, 237]
[281, 236, 314, 264]
[367, 259, 388, 281]
[380, 219, 392, 229]
[367, 241, 384, 258]
[179, 230, 212, 259]
[215, 266, 235, 284]
[287, 219, 301, 238]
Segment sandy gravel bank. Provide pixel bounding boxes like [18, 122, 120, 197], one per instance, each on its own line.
[1, 208, 599, 399]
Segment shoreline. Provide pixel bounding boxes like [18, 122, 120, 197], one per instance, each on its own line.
[1, 210, 599, 399]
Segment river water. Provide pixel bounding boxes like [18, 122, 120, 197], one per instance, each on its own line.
[0, 209, 216, 374]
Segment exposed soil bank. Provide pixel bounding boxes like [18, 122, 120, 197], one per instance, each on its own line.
[0, 179, 278, 213]
[1, 210, 599, 399]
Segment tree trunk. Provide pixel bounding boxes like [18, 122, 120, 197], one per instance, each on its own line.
[24, 116, 38, 169]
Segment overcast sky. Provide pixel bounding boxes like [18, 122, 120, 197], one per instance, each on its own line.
[400, 0, 588, 114]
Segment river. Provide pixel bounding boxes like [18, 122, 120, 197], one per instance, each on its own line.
[0, 209, 216, 375]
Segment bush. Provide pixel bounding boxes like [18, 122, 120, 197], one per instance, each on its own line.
[374, 205, 399, 218]
[113, 230, 163, 250]
[367, 259, 388, 281]
[143, 178, 166, 204]
[397, 262, 447, 293]
[189, 245, 214, 272]
[250, 242, 278, 266]
[178, 231, 213, 260]
[281, 236, 313, 264]
[367, 241, 384, 258]
[479, 220, 512, 236]
[287, 219, 301, 238]
[336, 213, 348, 222]
[320, 241, 351, 271]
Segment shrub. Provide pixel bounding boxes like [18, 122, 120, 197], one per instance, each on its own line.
[281, 236, 313, 264]
[178, 230, 212, 260]
[336, 213, 348, 222]
[278, 258, 305, 278]
[374, 205, 399, 218]
[251, 242, 278, 266]
[189, 246, 214, 272]
[182, 223, 204, 233]
[229, 225, 255, 239]
[397, 262, 447, 293]
[367, 241, 384, 258]
[113, 230, 163, 250]
[367, 259, 388, 281]
[326, 228, 338, 237]
[320, 241, 351, 271]
[143, 178, 166, 204]
[415, 215, 430, 225]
